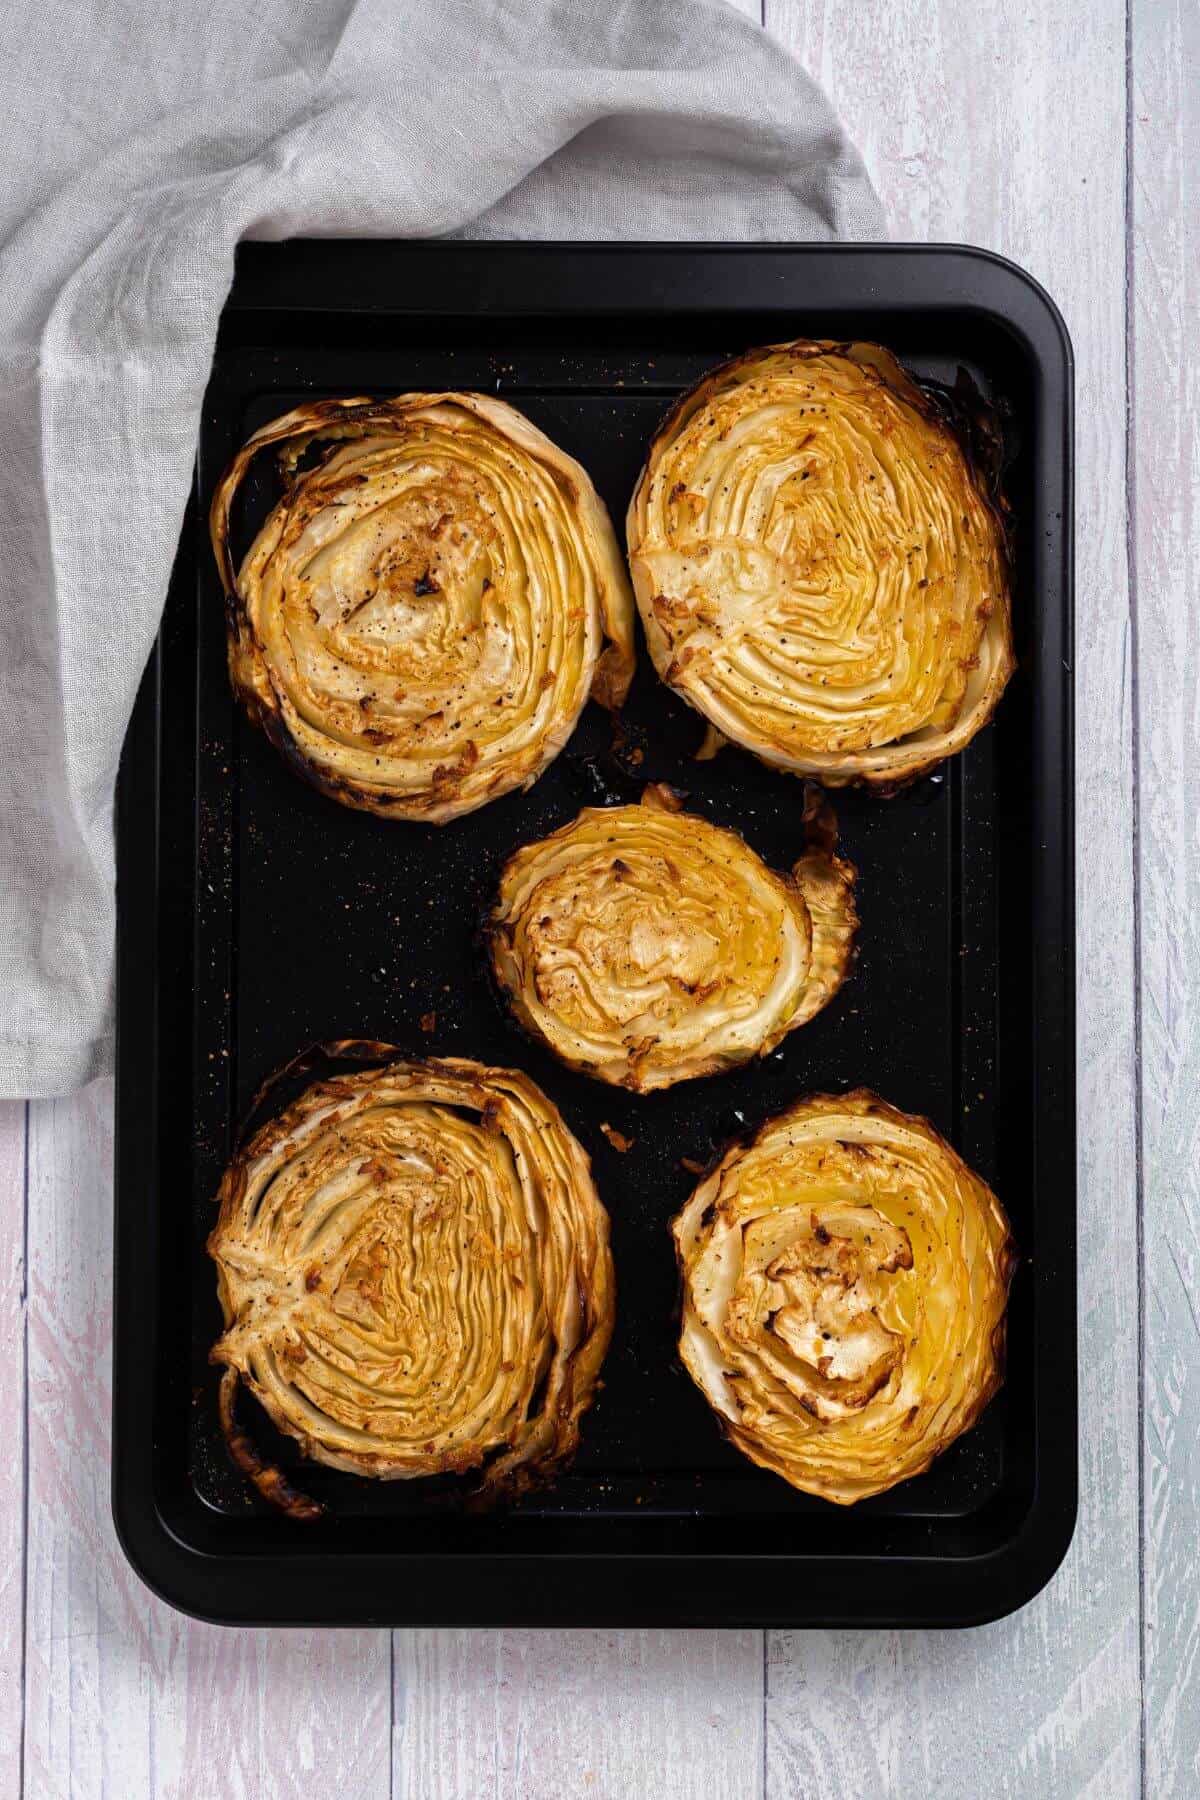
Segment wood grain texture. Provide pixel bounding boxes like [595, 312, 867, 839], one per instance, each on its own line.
[394, 1629, 763, 1800]
[1133, 1, 1200, 1793]
[24, 1083, 165, 1800]
[22, 1084, 392, 1800]
[0, 1102, 26, 1799]
[763, 0, 1142, 1794]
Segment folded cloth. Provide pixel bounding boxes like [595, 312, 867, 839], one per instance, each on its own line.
[0, 0, 883, 1099]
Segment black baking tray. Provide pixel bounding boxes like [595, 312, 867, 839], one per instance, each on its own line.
[113, 242, 1075, 1628]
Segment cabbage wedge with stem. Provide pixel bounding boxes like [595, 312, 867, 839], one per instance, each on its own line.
[208, 1053, 614, 1517]
[627, 340, 1014, 790]
[211, 393, 635, 821]
[487, 783, 856, 1091]
[674, 1090, 1015, 1504]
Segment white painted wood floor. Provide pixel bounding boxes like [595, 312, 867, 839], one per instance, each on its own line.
[2, 0, 1195, 1793]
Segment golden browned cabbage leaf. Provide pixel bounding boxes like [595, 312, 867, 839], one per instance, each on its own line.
[208, 1056, 614, 1512]
[210, 394, 635, 821]
[487, 785, 856, 1091]
[673, 1090, 1015, 1503]
[627, 341, 1014, 789]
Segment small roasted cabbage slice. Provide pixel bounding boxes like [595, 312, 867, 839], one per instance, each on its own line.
[674, 1090, 1015, 1503]
[488, 785, 856, 1091]
[627, 340, 1013, 789]
[211, 394, 635, 821]
[208, 1054, 613, 1513]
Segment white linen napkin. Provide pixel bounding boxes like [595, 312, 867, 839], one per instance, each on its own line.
[0, 0, 883, 1097]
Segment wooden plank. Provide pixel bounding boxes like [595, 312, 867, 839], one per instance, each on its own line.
[393, 1628, 763, 1799]
[24, 1083, 163, 1799]
[22, 1084, 391, 1800]
[0, 1102, 26, 1799]
[1132, 2, 1200, 1793]
[762, 1, 1141, 1795]
[153, 1630, 391, 1800]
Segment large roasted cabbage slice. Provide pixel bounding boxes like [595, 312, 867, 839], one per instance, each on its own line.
[628, 341, 1013, 788]
[674, 1090, 1014, 1503]
[211, 394, 635, 821]
[488, 785, 855, 1091]
[209, 1054, 613, 1514]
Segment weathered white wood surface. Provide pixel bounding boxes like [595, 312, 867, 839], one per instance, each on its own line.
[3, 0, 1194, 1794]
[763, 0, 1145, 1794]
[393, 1630, 762, 1800]
[1133, 2, 1200, 1796]
[0, 1103, 26, 1799]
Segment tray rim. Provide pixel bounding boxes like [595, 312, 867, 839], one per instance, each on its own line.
[113, 237, 1076, 1629]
